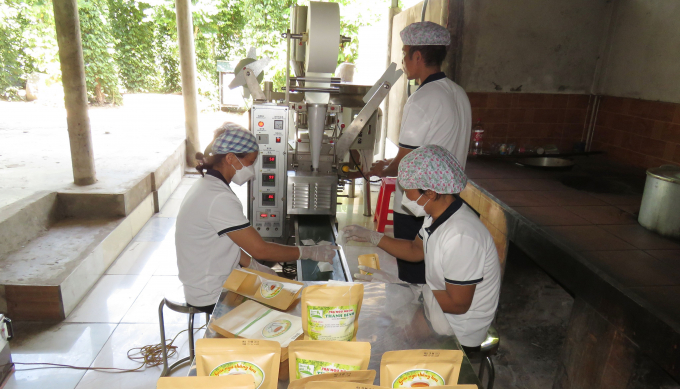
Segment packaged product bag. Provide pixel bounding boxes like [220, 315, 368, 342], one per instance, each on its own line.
[287, 370, 377, 389]
[380, 350, 464, 388]
[223, 268, 304, 310]
[288, 340, 371, 381]
[357, 254, 380, 275]
[156, 375, 255, 389]
[195, 338, 281, 389]
[210, 300, 303, 361]
[307, 383, 477, 389]
[301, 282, 364, 341]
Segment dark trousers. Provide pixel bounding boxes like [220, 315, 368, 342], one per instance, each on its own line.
[188, 303, 215, 315]
[393, 212, 426, 284]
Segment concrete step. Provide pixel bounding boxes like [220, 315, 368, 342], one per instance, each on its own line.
[0, 145, 185, 321]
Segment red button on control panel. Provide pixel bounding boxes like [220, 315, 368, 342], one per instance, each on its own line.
[276, 137, 281, 143]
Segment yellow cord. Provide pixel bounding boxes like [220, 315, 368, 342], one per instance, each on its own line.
[15, 324, 206, 373]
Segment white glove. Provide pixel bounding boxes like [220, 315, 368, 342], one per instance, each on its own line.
[247, 258, 276, 276]
[353, 266, 403, 283]
[342, 225, 384, 246]
[298, 245, 338, 263]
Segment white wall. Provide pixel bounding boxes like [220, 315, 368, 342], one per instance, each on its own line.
[596, 0, 680, 104]
[459, 0, 612, 93]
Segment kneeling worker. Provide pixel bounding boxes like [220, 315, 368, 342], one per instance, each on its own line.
[343, 145, 500, 348]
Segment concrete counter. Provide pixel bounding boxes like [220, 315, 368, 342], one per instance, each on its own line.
[461, 155, 680, 387]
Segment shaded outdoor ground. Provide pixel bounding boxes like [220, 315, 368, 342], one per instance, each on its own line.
[0, 94, 246, 209]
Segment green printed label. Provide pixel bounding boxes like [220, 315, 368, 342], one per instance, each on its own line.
[392, 369, 445, 387]
[261, 319, 292, 338]
[260, 281, 284, 299]
[307, 305, 357, 341]
[209, 361, 265, 389]
[296, 358, 361, 379]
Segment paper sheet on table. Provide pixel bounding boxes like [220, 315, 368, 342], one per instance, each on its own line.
[210, 300, 303, 348]
[301, 239, 334, 272]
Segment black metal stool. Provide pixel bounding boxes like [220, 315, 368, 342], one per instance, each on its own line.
[158, 287, 209, 377]
[477, 325, 500, 389]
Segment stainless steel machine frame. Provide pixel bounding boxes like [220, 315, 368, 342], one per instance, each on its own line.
[234, 2, 402, 281]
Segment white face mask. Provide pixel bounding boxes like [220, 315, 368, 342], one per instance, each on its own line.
[402, 194, 430, 217]
[231, 157, 255, 186]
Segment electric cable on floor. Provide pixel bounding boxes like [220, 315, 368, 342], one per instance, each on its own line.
[14, 324, 206, 373]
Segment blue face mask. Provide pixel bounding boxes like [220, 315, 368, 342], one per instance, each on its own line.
[402, 194, 430, 217]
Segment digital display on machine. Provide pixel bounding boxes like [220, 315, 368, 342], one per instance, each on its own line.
[262, 155, 276, 169]
[274, 120, 284, 130]
[262, 192, 276, 206]
[261, 173, 276, 187]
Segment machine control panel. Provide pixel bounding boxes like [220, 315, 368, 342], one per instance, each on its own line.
[250, 105, 288, 238]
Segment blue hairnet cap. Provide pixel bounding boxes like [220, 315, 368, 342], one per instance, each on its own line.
[211, 122, 258, 155]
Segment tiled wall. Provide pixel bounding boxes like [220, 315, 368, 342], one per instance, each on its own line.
[467, 92, 590, 154]
[592, 96, 680, 168]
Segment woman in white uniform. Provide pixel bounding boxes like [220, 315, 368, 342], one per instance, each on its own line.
[176, 123, 337, 314]
[343, 145, 500, 348]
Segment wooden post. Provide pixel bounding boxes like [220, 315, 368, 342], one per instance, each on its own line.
[52, 0, 96, 185]
[175, 0, 200, 166]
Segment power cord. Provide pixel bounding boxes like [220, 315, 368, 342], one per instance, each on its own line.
[349, 152, 382, 183]
[14, 324, 207, 373]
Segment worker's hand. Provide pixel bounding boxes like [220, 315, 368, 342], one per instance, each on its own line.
[246, 258, 277, 276]
[298, 245, 338, 263]
[368, 160, 387, 177]
[342, 225, 384, 246]
[353, 266, 403, 283]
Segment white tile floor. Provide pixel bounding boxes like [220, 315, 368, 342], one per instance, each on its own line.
[5, 175, 397, 389]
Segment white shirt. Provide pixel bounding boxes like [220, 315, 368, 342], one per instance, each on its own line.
[175, 170, 250, 306]
[419, 200, 501, 347]
[394, 74, 472, 214]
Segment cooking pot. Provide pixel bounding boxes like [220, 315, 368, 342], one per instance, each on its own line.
[638, 165, 680, 239]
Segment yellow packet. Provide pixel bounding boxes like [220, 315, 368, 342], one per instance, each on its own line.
[308, 383, 477, 389]
[195, 338, 281, 389]
[288, 340, 371, 381]
[156, 375, 255, 389]
[358, 254, 380, 275]
[301, 282, 364, 341]
[223, 268, 304, 310]
[380, 349, 464, 387]
[286, 370, 376, 389]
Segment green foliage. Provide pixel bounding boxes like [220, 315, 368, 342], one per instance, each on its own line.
[1, 0, 386, 105]
[78, 0, 122, 104]
[108, 0, 159, 92]
[0, 0, 55, 99]
[154, 2, 181, 93]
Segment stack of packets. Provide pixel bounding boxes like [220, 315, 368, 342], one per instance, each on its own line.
[210, 300, 303, 361]
[157, 375, 254, 389]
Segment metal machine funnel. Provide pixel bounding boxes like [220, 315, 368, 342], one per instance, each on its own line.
[307, 103, 327, 171]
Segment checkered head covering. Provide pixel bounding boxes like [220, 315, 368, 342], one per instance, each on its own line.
[398, 145, 467, 194]
[211, 122, 258, 155]
[400, 21, 450, 46]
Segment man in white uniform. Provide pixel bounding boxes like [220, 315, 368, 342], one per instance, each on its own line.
[344, 145, 500, 348]
[367, 21, 472, 283]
